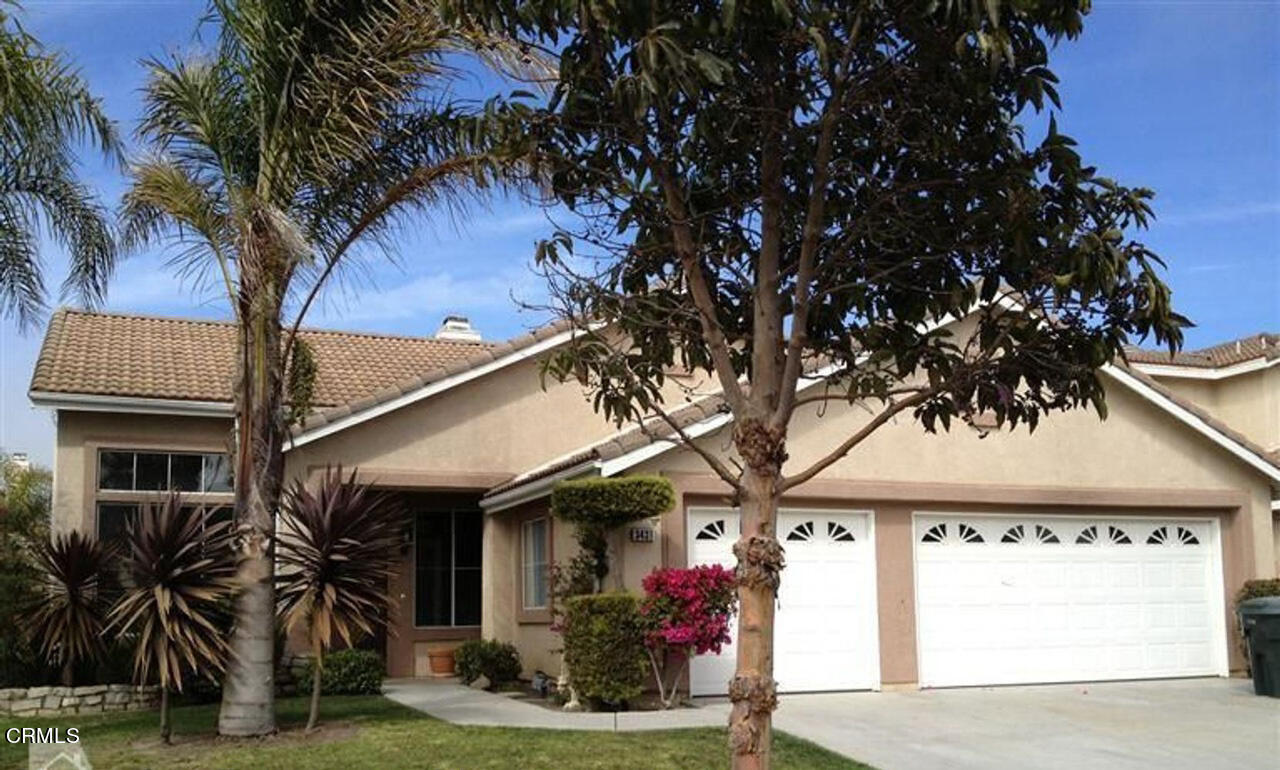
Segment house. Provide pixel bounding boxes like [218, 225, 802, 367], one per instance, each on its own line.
[28, 309, 1280, 692]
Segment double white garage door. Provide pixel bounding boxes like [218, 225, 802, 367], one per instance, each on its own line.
[689, 510, 1227, 695]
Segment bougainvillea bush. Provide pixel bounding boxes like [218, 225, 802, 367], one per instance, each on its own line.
[639, 565, 737, 708]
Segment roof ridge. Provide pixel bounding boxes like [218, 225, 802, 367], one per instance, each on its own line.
[51, 307, 523, 347]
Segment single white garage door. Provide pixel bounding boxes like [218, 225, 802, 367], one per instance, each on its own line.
[914, 514, 1228, 688]
[687, 508, 879, 696]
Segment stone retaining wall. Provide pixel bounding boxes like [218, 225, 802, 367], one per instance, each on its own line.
[0, 684, 160, 717]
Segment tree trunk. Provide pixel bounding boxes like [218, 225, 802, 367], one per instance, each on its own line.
[159, 687, 171, 744]
[61, 659, 72, 687]
[306, 646, 323, 732]
[218, 295, 285, 737]
[728, 469, 783, 770]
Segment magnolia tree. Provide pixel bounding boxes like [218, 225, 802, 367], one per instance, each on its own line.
[456, 1, 1187, 766]
[640, 565, 737, 709]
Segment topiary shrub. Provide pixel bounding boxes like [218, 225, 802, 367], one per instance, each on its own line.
[455, 639, 522, 688]
[303, 648, 383, 695]
[562, 593, 648, 708]
[1237, 579, 1280, 603]
[551, 476, 675, 590]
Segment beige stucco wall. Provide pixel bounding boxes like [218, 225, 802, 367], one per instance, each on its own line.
[51, 410, 234, 533]
[1155, 367, 1280, 452]
[283, 357, 633, 483]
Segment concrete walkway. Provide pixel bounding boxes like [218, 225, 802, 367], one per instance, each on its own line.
[388, 677, 1278, 770]
[764, 678, 1278, 770]
[384, 678, 729, 732]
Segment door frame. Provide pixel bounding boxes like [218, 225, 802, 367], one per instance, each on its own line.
[910, 510, 1230, 688]
[687, 505, 883, 693]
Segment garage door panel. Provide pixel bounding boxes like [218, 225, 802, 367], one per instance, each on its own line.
[689, 508, 878, 696]
[916, 514, 1225, 688]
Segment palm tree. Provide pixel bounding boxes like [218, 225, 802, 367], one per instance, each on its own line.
[26, 531, 115, 685]
[119, 0, 544, 736]
[0, 0, 120, 327]
[107, 494, 235, 744]
[277, 467, 405, 731]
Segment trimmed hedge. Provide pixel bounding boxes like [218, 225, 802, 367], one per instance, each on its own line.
[455, 639, 522, 688]
[304, 648, 383, 695]
[550, 476, 675, 529]
[563, 593, 648, 706]
[1237, 579, 1280, 603]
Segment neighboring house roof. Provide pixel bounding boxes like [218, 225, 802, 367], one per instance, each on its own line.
[1126, 332, 1280, 373]
[481, 361, 1280, 510]
[28, 309, 575, 441]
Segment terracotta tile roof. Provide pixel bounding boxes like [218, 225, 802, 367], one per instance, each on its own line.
[1125, 333, 1280, 369]
[29, 308, 500, 407]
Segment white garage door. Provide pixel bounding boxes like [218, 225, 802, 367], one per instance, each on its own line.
[687, 508, 879, 696]
[914, 514, 1228, 688]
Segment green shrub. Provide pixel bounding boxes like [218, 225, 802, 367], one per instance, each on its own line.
[304, 648, 383, 695]
[1237, 579, 1280, 603]
[455, 639, 522, 688]
[551, 476, 675, 529]
[563, 593, 647, 707]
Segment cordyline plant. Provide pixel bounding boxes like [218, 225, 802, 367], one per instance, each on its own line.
[26, 531, 115, 686]
[276, 467, 406, 731]
[119, 0, 547, 736]
[106, 494, 236, 744]
[452, 1, 1188, 766]
[640, 565, 737, 709]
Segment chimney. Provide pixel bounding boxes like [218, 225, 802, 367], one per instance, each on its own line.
[435, 315, 482, 342]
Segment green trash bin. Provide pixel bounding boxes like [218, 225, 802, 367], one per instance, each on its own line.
[1237, 596, 1280, 697]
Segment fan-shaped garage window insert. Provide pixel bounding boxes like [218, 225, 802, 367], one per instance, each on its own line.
[957, 523, 984, 543]
[1076, 525, 1098, 545]
[695, 520, 727, 541]
[1108, 526, 1132, 545]
[786, 521, 815, 542]
[1034, 525, 1060, 544]
[1001, 525, 1026, 543]
[827, 522, 856, 542]
[1147, 526, 1201, 546]
[920, 523, 948, 543]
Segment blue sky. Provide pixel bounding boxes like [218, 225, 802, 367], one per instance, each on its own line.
[2, 0, 1277, 466]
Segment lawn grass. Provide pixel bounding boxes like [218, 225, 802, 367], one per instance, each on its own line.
[0, 695, 868, 769]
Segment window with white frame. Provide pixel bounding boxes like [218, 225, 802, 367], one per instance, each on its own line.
[522, 518, 549, 610]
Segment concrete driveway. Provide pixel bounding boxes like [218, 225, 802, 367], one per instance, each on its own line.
[765, 678, 1278, 770]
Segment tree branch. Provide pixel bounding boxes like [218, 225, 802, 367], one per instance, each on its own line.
[780, 387, 936, 492]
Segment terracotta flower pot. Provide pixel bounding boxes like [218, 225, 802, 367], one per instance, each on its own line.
[426, 647, 457, 677]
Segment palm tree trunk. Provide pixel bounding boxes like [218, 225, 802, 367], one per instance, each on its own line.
[159, 687, 171, 744]
[306, 645, 323, 732]
[728, 471, 783, 770]
[61, 659, 73, 687]
[218, 294, 285, 737]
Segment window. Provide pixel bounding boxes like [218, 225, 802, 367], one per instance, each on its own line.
[522, 518, 549, 610]
[414, 510, 482, 627]
[94, 449, 234, 541]
[97, 450, 232, 493]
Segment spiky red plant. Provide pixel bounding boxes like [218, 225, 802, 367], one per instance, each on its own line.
[27, 530, 115, 685]
[276, 466, 405, 730]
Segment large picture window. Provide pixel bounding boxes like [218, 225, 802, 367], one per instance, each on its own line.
[414, 510, 482, 627]
[522, 518, 549, 610]
[95, 449, 233, 541]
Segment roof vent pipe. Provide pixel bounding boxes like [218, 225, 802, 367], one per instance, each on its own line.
[435, 315, 482, 342]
